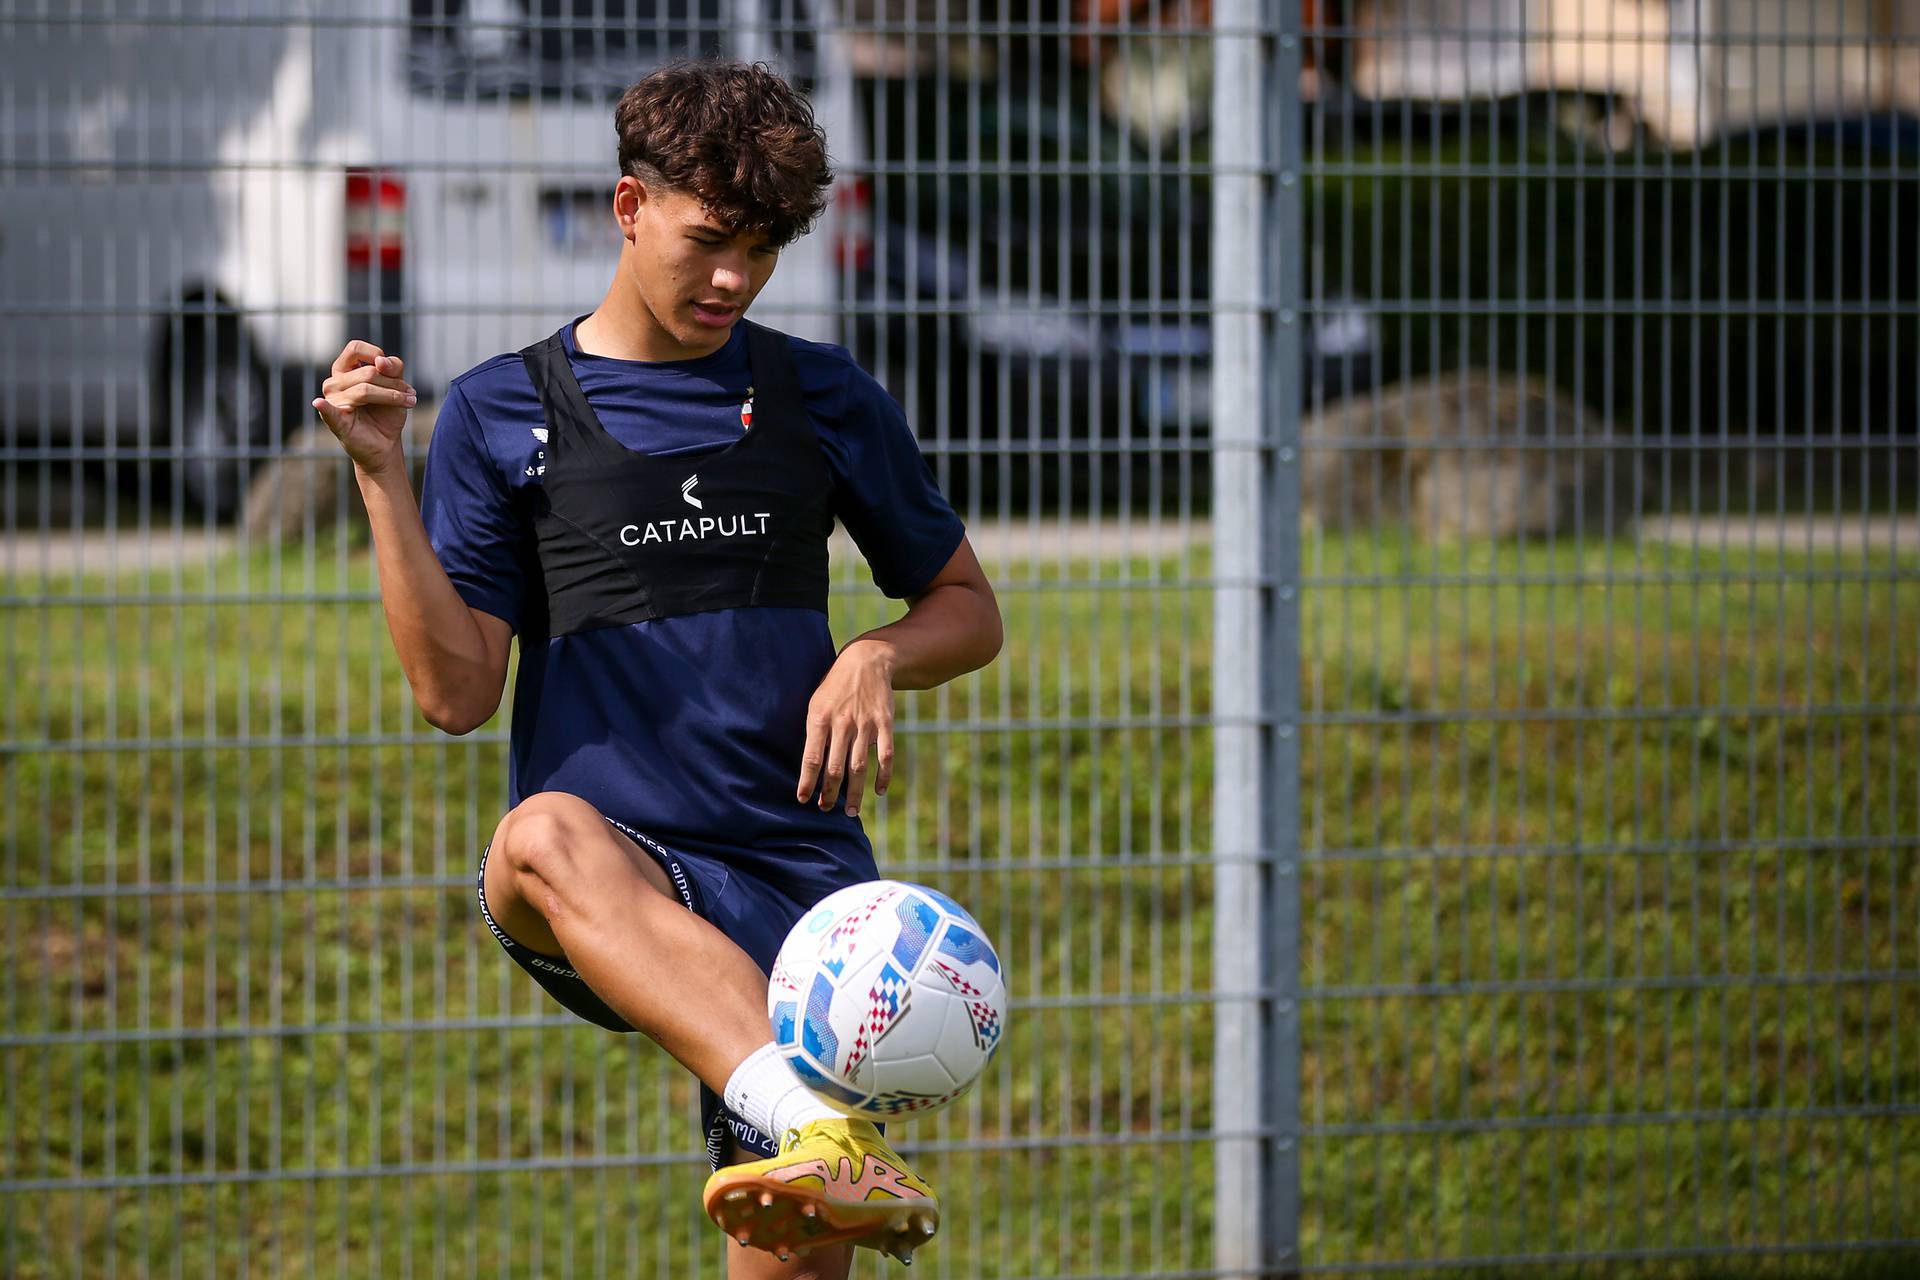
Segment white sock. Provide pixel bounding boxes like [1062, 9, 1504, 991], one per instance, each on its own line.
[723, 1042, 844, 1141]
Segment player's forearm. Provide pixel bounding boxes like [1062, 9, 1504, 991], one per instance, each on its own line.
[356, 461, 505, 733]
[848, 582, 1003, 691]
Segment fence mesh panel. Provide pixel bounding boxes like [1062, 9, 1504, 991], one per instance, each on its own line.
[1291, 1, 1918, 1273]
[0, 1, 1915, 1277]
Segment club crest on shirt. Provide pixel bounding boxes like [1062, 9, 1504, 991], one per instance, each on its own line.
[740, 386, 754, 431]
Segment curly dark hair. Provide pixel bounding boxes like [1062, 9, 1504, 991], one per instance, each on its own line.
[614, 60, 832, 250]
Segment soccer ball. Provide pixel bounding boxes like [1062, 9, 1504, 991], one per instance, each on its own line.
[768, 880, 1006, 1121]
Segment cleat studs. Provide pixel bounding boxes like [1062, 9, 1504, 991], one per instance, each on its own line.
[723, 1188, 749, 1203]
[899, 1249, 914, 1267]
[758, 1191, 775, 1208]
[800, 1204, 817, 1219]
[735, 1232, 752, 1247]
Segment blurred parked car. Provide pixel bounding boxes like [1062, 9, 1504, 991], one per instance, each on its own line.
[1, 0, 863, 518]
[844, 64, 1379, 507]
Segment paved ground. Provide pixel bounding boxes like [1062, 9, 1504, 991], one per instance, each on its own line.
[1634, 514, 1918, 555]
[8, 513, 1914, 580]
[876, 516, 1215, 563]
[1, 527, 234, 578]
[2, 520, 1214, 578]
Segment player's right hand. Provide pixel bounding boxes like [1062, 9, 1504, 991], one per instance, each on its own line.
[313, 340, 417, 475]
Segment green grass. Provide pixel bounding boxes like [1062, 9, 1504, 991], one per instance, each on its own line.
[1, 525, 1915, 1277]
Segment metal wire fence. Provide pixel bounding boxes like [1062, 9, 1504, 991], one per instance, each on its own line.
[1251, 1, 1920, 1274]
[1, 1, 1915, 1277]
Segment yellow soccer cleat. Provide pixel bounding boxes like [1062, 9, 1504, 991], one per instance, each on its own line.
[702, 1118, 940, 1265]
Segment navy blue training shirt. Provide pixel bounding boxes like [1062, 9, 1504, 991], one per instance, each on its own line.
[420, 319, 965, 902]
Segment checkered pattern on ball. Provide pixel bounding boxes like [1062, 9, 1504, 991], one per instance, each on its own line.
[769, 880, 1008, 1121]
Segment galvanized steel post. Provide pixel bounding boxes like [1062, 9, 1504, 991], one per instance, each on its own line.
[1212, 0, 1302, 1274]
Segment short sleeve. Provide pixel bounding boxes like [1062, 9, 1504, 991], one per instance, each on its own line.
[418, 384, 526, 631]
[816, 361, 966, 599]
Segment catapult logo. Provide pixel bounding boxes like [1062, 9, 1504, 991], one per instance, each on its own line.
[619, 474, 769, 547]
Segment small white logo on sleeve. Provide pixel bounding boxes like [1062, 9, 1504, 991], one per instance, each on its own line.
[681, 475, 703, 509]
[531, 427, 549, 444]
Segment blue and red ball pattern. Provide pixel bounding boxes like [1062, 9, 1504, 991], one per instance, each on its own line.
[769, 880, 1007, 1120]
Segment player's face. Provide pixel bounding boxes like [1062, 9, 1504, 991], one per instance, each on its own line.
[616, 178, 779, 358]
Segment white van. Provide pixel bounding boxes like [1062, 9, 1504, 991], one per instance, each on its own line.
[0, 0, 867, 516]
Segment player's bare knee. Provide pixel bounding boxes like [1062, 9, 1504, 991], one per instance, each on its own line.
[494, 792, 601, 895]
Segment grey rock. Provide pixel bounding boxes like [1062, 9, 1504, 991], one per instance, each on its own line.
[242, 410, 434, 543]
[1300, 373, 1642, 540]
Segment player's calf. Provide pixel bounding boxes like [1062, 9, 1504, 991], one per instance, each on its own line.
[726, 1226, 853, 1279]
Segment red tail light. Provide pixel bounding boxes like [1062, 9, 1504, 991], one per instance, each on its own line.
[834, 176, 872, 272]
[345, 168, 406, 270]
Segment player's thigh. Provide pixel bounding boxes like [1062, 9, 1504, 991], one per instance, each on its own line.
[482, 792, 676, 954]
[723, 1137, 853, 1280]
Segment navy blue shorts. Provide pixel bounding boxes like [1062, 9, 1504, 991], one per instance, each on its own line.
[475, 816, 823, 1170]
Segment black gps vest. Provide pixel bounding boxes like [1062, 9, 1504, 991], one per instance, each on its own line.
[517, 322, 834, 636]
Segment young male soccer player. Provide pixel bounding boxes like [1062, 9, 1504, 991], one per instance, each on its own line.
[311, 60, 1001, 1277]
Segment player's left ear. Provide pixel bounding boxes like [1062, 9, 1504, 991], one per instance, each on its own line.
[614, 175, 646, 240]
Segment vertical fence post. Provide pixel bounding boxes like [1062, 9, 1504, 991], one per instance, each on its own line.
[1209, 0, 1267, 1265]
[1264, 0, 1305, 1271]
[1212, 0, 1301, 1275]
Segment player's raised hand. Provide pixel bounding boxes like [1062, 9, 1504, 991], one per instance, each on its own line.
[313, 340, 417, 475]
